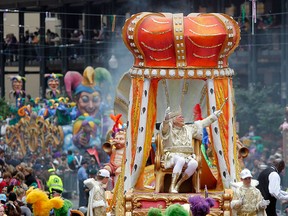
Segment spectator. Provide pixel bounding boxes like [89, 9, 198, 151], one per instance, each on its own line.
[0, 140, 7, 154]
[0, 172, 12, 193]
[0, 193, 6, 205]
[0, 149, 4, 162]
[14, 187, 26, 206]
[87, 158, 99, 177]
[67, 150, 76, 171]
[0, 205, 6, 216]
[4, 33, 18, 62]
[22, 167, 37, 188]
[77, 160, 88, 207]
[24, 30, 31, 44]
[10, 171, 25, 187]
[92, 29, 101, 40]
[0, 120, 8, 138]
[33, 163, 45, 190]
[74, 150, 83, 170]
[1, 187, 8, 197]
[32, 31, 39, 44]
[5, 192, 21, 216]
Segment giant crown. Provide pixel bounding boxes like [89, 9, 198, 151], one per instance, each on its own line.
[122, 12, 240, 79]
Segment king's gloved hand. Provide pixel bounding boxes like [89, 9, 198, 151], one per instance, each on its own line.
[165, 107, 171, 120]
[213, 110, 222, 118]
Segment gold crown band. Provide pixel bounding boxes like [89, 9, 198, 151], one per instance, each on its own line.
[129, 67, 234, 79]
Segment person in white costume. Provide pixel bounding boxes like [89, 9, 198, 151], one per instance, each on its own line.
[231, 168, 270, 216]
[160, 107, 221, 193]
[84, 169, 110, 216]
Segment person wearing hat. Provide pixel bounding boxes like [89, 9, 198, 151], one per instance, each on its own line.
[46, 168, 63, 198]
[77, 160, 88, 207]
[50, 188, 73, 216]
[83, 169, 110, 216]
[5, 192, 21, 215]
[0, 193, 6, 205]
[160, 106, 222, 193]
[64, 67, 102, 118]
[231, 168, 270, 216]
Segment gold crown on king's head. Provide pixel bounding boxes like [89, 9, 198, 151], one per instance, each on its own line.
[122, 12, 240, 79]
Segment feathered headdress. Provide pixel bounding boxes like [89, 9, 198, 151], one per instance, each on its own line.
[193, 104, 209, 147]
[147, 204, 189, 216]
[110, 113, 125, 138]
[165, 204, 189, 216]
[188, 195, 215, 216]
[147, 207, 163, 216]
[193, 104, 203, 121]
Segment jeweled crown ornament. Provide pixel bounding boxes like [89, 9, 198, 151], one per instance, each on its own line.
[122, 13, 240, 79]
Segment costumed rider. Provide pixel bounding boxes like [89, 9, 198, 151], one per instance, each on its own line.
[103, 114, 126, 185]
[160, 106, 222, 193]
[46, 168, 63, 198]
[49, 187, 73, 216]
[231, 168, 270, 216]
[84, 169, 110, 216]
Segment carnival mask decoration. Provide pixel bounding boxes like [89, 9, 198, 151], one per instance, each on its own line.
[64, 67, 102, 117]
[9, 75, 26, 102]
[45, 73, 63, 99]
[72, 113, 100, 149]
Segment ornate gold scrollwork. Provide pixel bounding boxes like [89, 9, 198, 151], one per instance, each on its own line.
[5, 116, 64, 155]
[125, 192, 225, 215]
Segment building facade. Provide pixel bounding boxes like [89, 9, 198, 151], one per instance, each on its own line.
[0, 0, 287, 104]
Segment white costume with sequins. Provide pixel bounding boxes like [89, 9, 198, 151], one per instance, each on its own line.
[231, 185, 266, 216]
[84, 178, 107, 216]
[160, 114, 218, 169]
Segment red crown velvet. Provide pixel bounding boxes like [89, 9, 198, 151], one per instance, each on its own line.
[122, 12, 240, 78]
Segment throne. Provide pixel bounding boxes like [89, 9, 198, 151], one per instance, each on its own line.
[154, 133, 202, 193]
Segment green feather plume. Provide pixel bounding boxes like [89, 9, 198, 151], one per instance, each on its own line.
[147, 208, 163, 216]
[164, 204, 189, 216]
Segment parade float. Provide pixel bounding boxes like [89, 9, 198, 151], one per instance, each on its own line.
[3, 10, 244, 216]
[4, 67, 114, 161]
[111, 12, 242, 215]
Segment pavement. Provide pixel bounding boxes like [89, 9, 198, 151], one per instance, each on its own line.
[71, 197, 79, 209]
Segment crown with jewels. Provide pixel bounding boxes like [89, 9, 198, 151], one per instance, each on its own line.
[122, 12, 240, 79]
